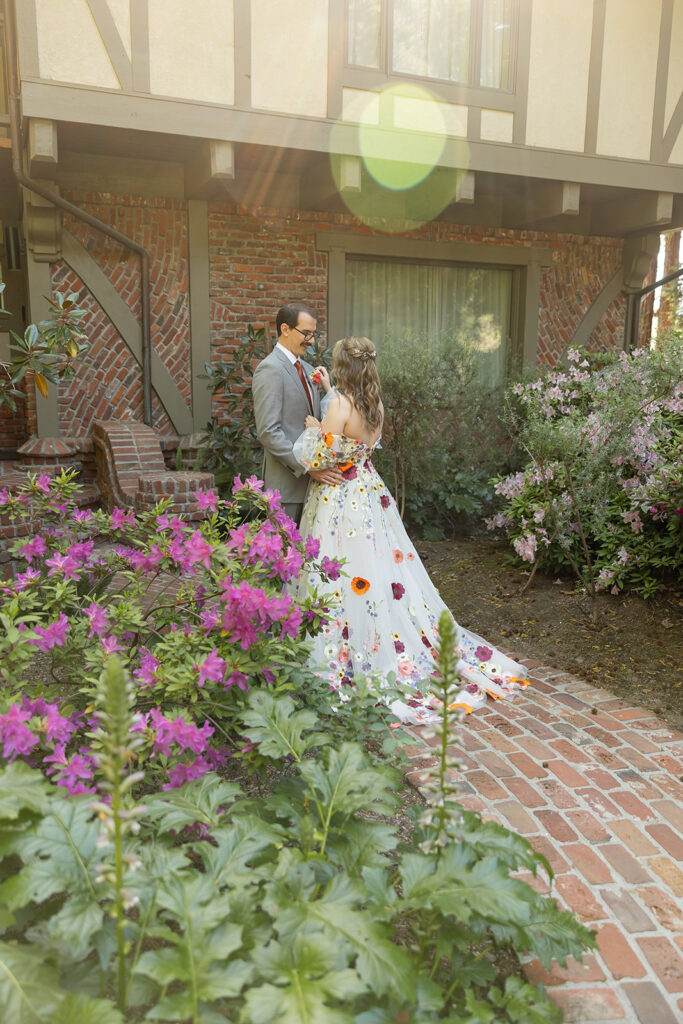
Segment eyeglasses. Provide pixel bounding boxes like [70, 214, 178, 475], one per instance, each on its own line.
[292, 327, 319, 341]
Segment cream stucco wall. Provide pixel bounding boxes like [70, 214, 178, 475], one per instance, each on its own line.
[666, 0, 683, 129]
[148, 0, 234, 105]
[36, 0, 120, 89]
[251, 0, 328, 117]
[525, 0, 592, 152]
[597, 0, 660, 160]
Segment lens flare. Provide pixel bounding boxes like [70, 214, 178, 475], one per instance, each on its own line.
[330, 83, 470, 232]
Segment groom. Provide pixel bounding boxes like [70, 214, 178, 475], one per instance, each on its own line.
[252, 302, 341, 525]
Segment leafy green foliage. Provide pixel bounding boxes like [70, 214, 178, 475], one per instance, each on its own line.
[0, 637, 595, 1022]
[490, 337, 683, 606]
[198, 324, 267, 490]
[375, 336, 520, 533]
[0, 287, 89, 411]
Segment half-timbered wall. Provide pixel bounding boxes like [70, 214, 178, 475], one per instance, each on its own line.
[20, 0, 683, 173]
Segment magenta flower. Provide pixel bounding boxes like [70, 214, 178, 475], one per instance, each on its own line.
[245, 475, 264, 492]
[195, 648, 226, 687]
[30, 613, 70, 652]
[110, 507, 136, 530]
[163, 756, 212, 789]
[45, 745, 96, 794]
[341, 464, 357, 481]
[320, 556, 341, 581]
[305, 536, 321, 559]
[200, 606, 221, 632]
[13, 568, 40, 591]
[18, 535, 47, 564]
[195, 488, 219, 512]
[85, 603, 110, 638]
[225, 670, 249, 691]
[134, 649, 160, 688]
[380, 494, 391, 509]
[35, 473, 52, 494]
[474, 646, 492, 661]
[44, 704, 78, 744]
[150, 711, 214, 756]
[101, 635, 125, 655]
[184, 531, 214, 571]
[391, 582, 405, 600]
[0, 704, 38, 760]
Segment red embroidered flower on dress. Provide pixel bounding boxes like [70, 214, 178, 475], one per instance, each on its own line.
[391, 582, 405, 600]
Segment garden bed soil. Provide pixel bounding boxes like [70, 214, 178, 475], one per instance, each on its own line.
[418, 536, 683, 731]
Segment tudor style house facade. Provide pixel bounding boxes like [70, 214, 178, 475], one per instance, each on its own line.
[0, 0, 682, 453]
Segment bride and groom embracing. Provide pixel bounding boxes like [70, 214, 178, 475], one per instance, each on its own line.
[252, 301, 528, 723]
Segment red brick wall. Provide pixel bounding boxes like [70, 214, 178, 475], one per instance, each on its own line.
[4, 194, 626, 450]
[208, 203, 625, 380]
[0, 400, 26, 454]
[51, 193, 191, 436]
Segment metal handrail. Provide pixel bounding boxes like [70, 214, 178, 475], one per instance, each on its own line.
[624, 263, 683, 351]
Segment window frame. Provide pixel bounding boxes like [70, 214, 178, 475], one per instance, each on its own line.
[343, 251, 522, 380]
[344, 0, 519, 99]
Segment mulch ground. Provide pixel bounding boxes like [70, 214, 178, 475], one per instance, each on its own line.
[417, 536, 683, 731]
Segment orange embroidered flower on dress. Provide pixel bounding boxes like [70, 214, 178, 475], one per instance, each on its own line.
[323, 432, 334, 447]
[339, 461, 354, 471]
[351, 577, 370, 595]
[392, 549, 404, 563]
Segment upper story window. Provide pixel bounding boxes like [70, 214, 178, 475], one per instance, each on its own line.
[347, 0, 516, 92]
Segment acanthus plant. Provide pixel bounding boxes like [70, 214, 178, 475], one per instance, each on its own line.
[488, 336, 682, 616]
[0, 469, 341, 789]
[0, 629, 594, 1023]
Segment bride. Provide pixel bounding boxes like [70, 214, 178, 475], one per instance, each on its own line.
[291, 335, 528, 724]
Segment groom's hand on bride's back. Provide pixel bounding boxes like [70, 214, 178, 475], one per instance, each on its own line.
[309, 467, 343, 486]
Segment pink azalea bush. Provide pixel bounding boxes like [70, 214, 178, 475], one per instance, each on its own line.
[0, 470, 342, 789]
[488, 337, 682, 601]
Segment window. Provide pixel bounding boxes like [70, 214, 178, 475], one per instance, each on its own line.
[346, 0, 516, 91]
[345, 257, 515, 386]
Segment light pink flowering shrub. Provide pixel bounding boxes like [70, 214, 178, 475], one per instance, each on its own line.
[0, 470, 342, 788]
[488, 337, 682, 601]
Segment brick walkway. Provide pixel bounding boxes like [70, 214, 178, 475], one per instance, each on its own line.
[401, 658, 683, 1024]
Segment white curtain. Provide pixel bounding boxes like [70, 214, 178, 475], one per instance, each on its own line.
[479, 0, 513, 88]
[348, 0, 382, 68]
[392, 0, 471, 83]
[345, 258, 513, 386]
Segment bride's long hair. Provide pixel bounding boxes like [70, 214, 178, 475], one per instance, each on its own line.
[332, 336, 382, 430]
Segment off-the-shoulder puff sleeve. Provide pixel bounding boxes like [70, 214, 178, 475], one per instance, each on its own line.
[292, 427, 344, 471]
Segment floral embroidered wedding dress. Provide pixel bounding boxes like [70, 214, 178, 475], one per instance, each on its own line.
[292, 425, 529, 724]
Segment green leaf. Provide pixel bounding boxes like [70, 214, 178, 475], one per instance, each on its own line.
[135, 874, 253, 1019]
[299, 742, 398, 822]
[241, 692, 328, 760]
[325, 819, 398, 874]
[145, 774, 241, 831]
[0, 940, 61, 1022]
[200, 815, 283, 888]
[276, 875, 415, 1001]
[51, 992, 124, 1024]
[0, 763, 51, 821]
[1, 796, 100, 909]
[242, 935, 362, 1023]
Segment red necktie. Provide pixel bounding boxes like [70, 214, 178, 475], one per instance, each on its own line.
[294, 360, 313, 413]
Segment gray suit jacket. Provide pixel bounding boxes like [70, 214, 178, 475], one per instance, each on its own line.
[252, 346, 321, 504]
